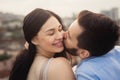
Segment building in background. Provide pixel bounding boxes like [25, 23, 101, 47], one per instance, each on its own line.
[101, 8, 120, 25]
[101, 8, 120, 45]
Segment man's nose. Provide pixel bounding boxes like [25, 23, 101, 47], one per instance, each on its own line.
[63, 31, 68, 39]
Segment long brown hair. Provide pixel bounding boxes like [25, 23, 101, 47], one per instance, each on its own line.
[9, 8, 67, 80]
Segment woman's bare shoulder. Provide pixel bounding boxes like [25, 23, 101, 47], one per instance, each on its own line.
[50, 57, 72, 69]
[48, 57, 75, 80]
[52, 57, 70, 64]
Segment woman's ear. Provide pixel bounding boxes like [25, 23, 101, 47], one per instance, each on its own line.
[77, 49, 90, 59]
[31, 36, 38, 45]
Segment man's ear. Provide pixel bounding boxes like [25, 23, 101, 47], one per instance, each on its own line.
[77, 49, 90, 59]
[31, 36, 38, 45]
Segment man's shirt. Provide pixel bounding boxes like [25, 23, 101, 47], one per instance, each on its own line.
[75, 46, 120, 80]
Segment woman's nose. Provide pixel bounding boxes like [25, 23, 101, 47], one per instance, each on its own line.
[56, 31, 64, 40]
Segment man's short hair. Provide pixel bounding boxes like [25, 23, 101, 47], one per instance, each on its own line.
[77, 10, 120, 57]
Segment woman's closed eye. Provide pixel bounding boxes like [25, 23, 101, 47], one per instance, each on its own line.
[48, 31, 54, 35]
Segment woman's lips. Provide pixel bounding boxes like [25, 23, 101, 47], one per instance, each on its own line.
[53, 42, 63, 48]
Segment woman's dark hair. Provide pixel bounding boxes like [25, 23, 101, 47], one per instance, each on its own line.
[9, 8, 67, 80]
[77, 10, 120, 57]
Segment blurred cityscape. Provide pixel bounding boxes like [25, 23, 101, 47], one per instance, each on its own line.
[0, 7, 120, 79]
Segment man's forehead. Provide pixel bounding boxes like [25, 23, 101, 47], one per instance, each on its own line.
[68, 20, 82, 37]
[69, 20, 78, 28]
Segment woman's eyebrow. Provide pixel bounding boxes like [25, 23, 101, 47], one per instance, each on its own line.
[45, 24, 62, 32]
[45, 28, 55, 32]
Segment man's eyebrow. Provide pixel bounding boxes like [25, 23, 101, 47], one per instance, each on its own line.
[68, 30, 71, 39]
[59, 24, 62, 28]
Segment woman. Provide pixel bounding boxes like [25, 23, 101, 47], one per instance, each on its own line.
[9, 8, 75, 80]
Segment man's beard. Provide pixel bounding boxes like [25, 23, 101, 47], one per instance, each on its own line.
[65, 47, 78, 56]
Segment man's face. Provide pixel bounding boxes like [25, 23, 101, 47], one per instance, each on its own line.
[64, 19, 84, 56]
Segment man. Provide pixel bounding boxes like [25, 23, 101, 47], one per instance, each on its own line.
[64, 10, 120, 80]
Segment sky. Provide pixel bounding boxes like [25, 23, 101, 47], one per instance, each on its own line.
[0, 0, 120, 17]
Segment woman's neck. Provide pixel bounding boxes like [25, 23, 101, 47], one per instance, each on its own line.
[36, 53, 54, 58]
[36, 48, 54, 58]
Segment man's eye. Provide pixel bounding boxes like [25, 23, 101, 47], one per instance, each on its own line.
[59, 29, 63, 32]
[58, 27, 63, 32]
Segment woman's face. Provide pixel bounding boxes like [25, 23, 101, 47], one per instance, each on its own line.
[32, 16, 64, 55]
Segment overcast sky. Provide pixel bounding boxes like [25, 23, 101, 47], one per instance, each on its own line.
[0, 0, 120, 17]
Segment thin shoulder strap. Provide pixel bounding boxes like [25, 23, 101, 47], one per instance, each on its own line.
[39, 58, 53, 80]
[39, 59, 49, 80]
[43, 58, 53, 80]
